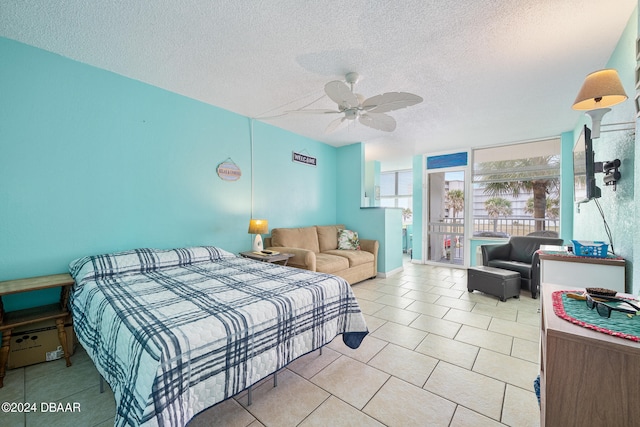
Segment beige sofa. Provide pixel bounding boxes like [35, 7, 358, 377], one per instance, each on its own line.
[264, 224, 378, 285]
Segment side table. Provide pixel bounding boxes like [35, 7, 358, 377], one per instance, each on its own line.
[0, 273, 74, 388]
[540, 283, 640, 426]
[239, 251, 294, 266]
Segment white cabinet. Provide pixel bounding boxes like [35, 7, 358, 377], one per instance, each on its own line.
[539, 251, 626, 293]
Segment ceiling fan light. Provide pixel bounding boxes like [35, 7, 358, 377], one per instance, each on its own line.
[345, 109, 358, 120]
[301, 72, 422, 134]
[345, 72, 360, 85]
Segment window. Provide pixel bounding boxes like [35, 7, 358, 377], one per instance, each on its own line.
[380, 170, 413, 223]
[472, 138, 561, 237]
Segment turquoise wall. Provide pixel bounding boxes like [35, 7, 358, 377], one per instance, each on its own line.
[0, 38, 339, 310]
[336, 143, 403, 274]
[251, 120, 337, 226]
[559, 131, 574, 244]
[572, 10, 637, 294]
[411, 154, 424, 260]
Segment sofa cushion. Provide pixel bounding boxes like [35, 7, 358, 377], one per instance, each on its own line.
[270, 227, 320, 253]
[323, 249, 374, 267]
[315, 253, 349, 274]
[487, 260, 532, 279]
[316, 224, 345, 252]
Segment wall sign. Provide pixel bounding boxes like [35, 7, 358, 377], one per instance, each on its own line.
[217, 159, 241, 181]
[292, 151, 317, 166]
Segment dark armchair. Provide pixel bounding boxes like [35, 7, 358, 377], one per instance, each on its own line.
[481, 236, 564, 299]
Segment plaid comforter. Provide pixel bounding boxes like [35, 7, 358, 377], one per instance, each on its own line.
[69, 246, 368, 427]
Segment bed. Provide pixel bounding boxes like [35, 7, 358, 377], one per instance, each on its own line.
[69, 246, 368, 427]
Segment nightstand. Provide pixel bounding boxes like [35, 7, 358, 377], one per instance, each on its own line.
[239, 251, 294, 266]
[0, 273, 74, 388]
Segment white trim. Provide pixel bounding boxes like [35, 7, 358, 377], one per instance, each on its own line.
[422, 154, 428, 264]
[471, 135, 562, 152]
[422, 149, 472, 268]
[376, 266, 404, 278]
[422, 260, 467, 270]
[422, 164, 428, 264]
[464, 150, 474, 267]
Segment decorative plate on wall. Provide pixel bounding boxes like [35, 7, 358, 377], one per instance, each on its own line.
[217, 159, 241, 181]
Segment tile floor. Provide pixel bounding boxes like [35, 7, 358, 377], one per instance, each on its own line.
[0, 259, 542, 427]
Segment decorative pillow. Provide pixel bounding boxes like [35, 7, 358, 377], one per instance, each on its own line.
[337, 229, 360, 250]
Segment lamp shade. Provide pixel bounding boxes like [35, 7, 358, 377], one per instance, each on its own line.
[572, 69, 627, 111]
[248, 219, 268, 235]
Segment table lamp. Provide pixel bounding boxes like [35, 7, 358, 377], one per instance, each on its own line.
[248, 219, 269, 251]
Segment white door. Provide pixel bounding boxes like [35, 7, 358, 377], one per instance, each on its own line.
[425, 169, 465, 266]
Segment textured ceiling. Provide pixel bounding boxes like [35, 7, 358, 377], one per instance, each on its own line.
[1, 0, 636, 162]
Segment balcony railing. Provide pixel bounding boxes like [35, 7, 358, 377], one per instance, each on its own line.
[426, 216, 559, 265]
[439, 216, 559, 237]
[472, 216, 558, 237]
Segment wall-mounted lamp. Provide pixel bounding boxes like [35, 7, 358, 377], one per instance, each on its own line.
[248, 219, 269, 251]
[572, 69, 628, 138]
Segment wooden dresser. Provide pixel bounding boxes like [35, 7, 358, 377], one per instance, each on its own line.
[540, 283, 640, 426]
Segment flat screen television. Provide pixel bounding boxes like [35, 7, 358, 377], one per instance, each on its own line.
[573, 125, 601, 203]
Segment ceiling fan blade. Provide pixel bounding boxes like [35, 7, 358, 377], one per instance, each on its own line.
[325, 81, 359, 109]
[359, 112, 397, 132]
[285, 109, 341, 114]
[362, 92, 423, 113]
[325, 116, 348, 134]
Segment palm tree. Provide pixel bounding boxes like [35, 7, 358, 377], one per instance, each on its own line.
[479, 156, 559, 231]
[525, 197, 559, 220]
[485, 197, 512, 232]
[445, 189, 464, 222]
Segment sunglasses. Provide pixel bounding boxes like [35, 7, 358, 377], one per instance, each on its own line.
[585, 294, 640, 318]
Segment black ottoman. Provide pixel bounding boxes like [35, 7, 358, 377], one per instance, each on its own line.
[467, 266, 521, 302]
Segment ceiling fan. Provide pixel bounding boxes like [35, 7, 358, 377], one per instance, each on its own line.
[289, 72, 423, 134]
